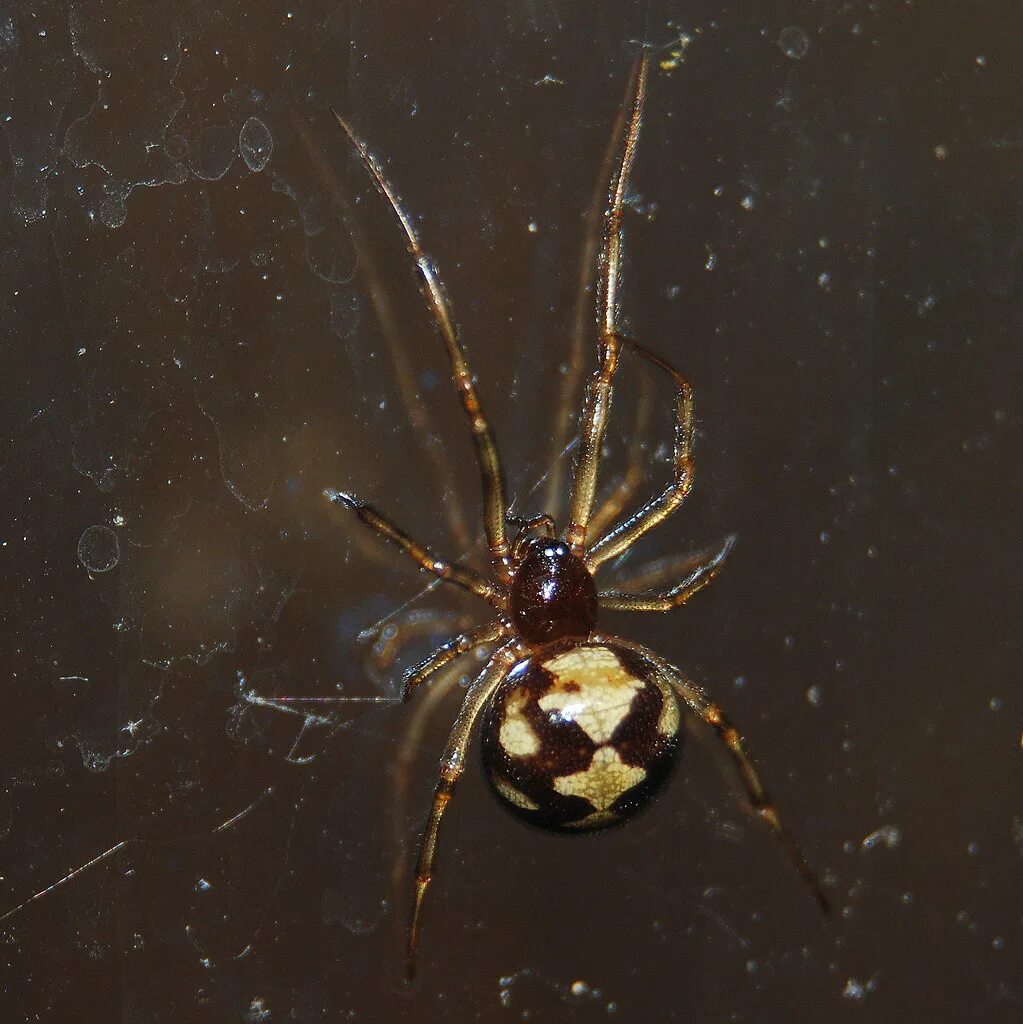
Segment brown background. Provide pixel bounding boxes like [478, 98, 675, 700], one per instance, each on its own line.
[1, 1, 1019, 1021]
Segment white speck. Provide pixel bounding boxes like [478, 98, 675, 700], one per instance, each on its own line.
[966, 841, 979, 856]
[806, 684, 822, 707]
[740, 194, 755, 211]
[866, 544, 878, 558]
[817, 271, 831, 289]
[244, 997, 272, 1023]
[989, 697, 1003, 711]
[843, 978, 866, 1001]
[861, 824, 901, 850]
[704, 251, 717, 271]
[975, 54, 987, 67]
[527, 221, 539, 233]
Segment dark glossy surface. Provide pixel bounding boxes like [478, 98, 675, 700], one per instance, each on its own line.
[509, 539, 599, 646]
[1, 2, 1020, 1022]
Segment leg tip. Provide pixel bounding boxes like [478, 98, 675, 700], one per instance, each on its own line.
[324, 488, 358, 509]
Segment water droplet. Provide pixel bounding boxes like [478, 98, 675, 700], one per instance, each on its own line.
[778, 26, 810, 60]
[98, 193, 127, 229]
[77, 525, 120, 573]
[238, 117, 274, 173]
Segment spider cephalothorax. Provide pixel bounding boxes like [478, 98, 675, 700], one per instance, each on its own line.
[330, 51, 828, 979]
[509, 539, 598, 647]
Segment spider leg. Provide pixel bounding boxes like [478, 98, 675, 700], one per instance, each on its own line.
[391, 660, 474, 926]
[669, 671, 830, 914]
[326, 490, 505, 610]
[587, 367, 653, 540]
[333, 112, 512, 579]
[406, 641, 521, 980]
[565, 52, 649, 555]
[293, 113, 472, 552]
[598, 535, 734, 612]
[586, 337, 694, 572]
[598, 635, 830, 914]
[401, 619, 511, 700]
[545, 68, 637, 520]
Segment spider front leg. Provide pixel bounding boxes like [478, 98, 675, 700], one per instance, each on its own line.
[406, 642, 522, 980]
[333, 112, 513, 578]
[565, 53, 649, 555]
[325, 489, 505, 610]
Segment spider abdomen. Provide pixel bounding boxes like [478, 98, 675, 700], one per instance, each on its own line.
[480, 640, 682, 832]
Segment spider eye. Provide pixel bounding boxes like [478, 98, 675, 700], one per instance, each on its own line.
[510, 540, 597, 646]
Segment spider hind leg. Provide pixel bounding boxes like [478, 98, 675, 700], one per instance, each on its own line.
[597, 635, 830, 914]
[406, 642, 521, 980]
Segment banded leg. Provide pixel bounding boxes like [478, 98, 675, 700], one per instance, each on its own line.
[407, 642, 521, 979]
[566, 52, 649, 555]
[671, 672, 830, 913]
[587, 371, 653, 541]
[401, 619, 511, 700]
[598, 535, 734, 612]
[391, 662, 472, 912]
[545, 65, 637, 519]
[326, 490, 504, 610]
[293, 113, 471, 551]
[586, 337, 694, 572]
[600, 636, 829, 914]
[333, 112, 512, 578]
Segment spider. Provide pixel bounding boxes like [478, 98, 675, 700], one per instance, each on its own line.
[328, 52, 828, 978]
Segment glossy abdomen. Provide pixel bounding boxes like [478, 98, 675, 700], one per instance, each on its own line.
[480, 639, 682, 831]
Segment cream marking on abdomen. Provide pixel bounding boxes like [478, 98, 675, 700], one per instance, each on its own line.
[553, 746, 647, 810]
[539, 647, 644, 743]
[498, 688, 541, 757]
